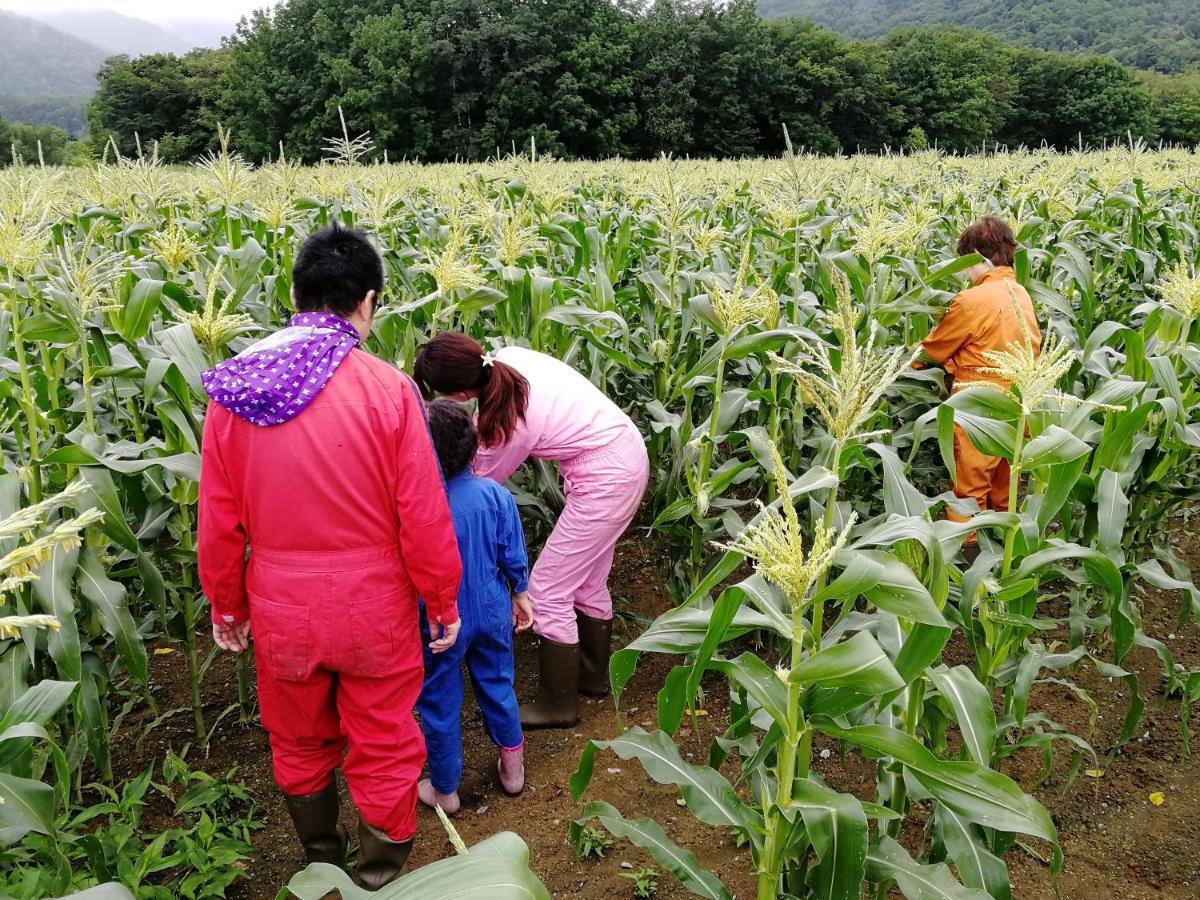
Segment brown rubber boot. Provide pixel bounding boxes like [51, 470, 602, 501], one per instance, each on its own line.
[519, 637, 580, 729]
[283, 781, 347, 869]
[577, 611, 613, 698]
[354, 816, 413, 889]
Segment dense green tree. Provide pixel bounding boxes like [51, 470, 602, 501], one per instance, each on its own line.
[0, 114, 11, 161]
[768, 19, 904, 153]
[1144, 72, 1200, 147]
[7, 122, 70, 165]
[1004, 51, 1154, 148]
[86, 50, 230, 162]
[80, 0, 1200, 163]
[886, 28, 1017, 152]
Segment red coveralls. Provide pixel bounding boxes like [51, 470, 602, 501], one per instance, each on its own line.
[198, 349, 461, 841]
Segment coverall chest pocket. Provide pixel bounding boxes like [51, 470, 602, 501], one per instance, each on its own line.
[345, 590, 409, 678]
[249, 594, 311, 682]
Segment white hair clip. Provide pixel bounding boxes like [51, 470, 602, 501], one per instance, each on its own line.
[481, 352, 496, 368]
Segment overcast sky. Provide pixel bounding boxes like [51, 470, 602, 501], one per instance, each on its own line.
[0, 0, 271, 22]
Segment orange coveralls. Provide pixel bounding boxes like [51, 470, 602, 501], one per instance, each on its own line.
[921, 267, 1041, 534]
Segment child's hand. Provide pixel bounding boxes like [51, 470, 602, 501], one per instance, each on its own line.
[429, 618, 461, 654]
[512, 592, 534, 632]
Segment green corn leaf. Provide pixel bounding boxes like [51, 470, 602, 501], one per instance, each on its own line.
[711, 652, 790, 731]
[928, 665, 996, 767]
[287, 832, 549, 899]
[934, 806, 1013, 900]
[868, 442, 930, 517]
[574, 801, 732, 900]
[813, 721, 1059, 851]
[31, 545, 83, 682]
[1096, 469, 1130, 565]
[77, 549, 149, 683]
[790, 631, 906, 695]
[867, 836, 991, 900]
[1020, 425, 1090, 469]
[785, 779, 868, 900]
[0, 772, 57, 844]
[570, 727, 754, 832]
[79, 467, 140, 554]
[853, 550, 947, 627]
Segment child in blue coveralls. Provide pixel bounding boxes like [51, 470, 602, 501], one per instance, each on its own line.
[416, 399, 534, 814]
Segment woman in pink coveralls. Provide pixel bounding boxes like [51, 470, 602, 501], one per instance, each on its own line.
[414, 333, 649, 728]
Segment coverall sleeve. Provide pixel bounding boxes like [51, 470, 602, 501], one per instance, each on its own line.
[922, 293, 973, 366]
[198, 405, 249, 627]
[495, 488, 530, 593]
[394, 379, 462, 626]
[473, 420, 537, 485]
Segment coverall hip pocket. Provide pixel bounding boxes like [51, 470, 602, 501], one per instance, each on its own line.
[249, 594, 311, 682]
[345, 590, 412, 678]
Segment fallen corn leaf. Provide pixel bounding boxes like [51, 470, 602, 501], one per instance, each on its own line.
[1149, 792, 1165, 806]
[684, 709, 709, 717]
[153, 648, 176, 656]
[1084, 769, 1104, 778]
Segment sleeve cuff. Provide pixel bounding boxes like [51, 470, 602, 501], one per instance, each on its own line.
[513, 576, 530, 593]
[210, 601, 249, 627]
[433, 602, 459, 626]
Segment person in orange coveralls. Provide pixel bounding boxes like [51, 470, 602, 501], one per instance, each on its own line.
[197, 226, 462, 888]
[918, 217, 1041, 558]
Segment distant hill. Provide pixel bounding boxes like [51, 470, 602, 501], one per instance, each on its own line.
[29, 8, 191, 57]
[757, 0, 1200, 73]
[0, 10, 108, 96]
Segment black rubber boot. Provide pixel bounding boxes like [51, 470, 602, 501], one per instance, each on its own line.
[962, 542, 981, 565]
[283, 781, 347, 869]
[354, 816, 413, 889]
[576, 611, 613, 698]
[519, 637, 580, 729]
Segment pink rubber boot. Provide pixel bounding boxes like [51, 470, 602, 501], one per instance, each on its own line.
[416, 779, 461, 815]
[497, 742, 525, 796]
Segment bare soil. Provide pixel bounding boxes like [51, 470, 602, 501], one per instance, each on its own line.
[114, 523, 1200, 899]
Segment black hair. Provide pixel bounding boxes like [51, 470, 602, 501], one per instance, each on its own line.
[292, 225, 384, 316]
[427, 399, 478, 478]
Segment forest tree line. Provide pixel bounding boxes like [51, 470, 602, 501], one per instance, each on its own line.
[11, 0, 1200, 166]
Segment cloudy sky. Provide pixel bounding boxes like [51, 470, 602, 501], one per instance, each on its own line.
[0, 0, 272, 22]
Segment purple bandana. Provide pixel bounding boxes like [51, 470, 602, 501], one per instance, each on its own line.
[201, 312, 361, 426]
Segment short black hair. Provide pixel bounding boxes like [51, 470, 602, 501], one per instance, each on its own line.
[427, 399, 478, 478]
[292, 225, 384, 316]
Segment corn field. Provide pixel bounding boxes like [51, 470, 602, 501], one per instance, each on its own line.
[1, 138, 1199, 898]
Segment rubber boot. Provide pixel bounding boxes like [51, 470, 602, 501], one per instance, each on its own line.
[576, 611, 613, 698]
[417, 778, 461, 815]
[283, 781, 347, 869]
[497, 742, 525, 796]
[962, 542, 981, 565]
[519, 637, 580, 729]
[354, 816, 413, 890]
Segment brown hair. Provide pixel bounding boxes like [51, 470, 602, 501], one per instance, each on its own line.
[413, 333, 529, 448]
[957, 217, 1017, 268]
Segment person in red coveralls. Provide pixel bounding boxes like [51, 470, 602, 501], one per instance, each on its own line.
[197, 225, 462, 888]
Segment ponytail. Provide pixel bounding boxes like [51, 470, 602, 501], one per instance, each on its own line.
[412, 332, 529, 448]
[477, 361, 528, 448]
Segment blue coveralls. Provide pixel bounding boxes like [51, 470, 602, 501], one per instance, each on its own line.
[416, 469, 529, 795]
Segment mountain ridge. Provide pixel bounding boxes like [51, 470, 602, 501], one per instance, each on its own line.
[757, 0, 1200, 73]
[28, 8, 192, 57]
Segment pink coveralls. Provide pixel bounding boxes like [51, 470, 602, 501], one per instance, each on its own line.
[474, 347, 649, 644]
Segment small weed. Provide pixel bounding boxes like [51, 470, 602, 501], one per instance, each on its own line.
[573, 825, 613, 860]
[622, 867, 660, 898]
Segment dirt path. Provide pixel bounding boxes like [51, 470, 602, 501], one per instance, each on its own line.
[121, 528, 1200, 899]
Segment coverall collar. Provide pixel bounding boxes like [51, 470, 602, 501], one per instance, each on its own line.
[975, 266, 1016, 287]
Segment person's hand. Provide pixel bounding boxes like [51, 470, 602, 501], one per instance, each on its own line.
[512, 591, 534, 632]
[428, 618, 461, 654]
[213, 620, 251, 653]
